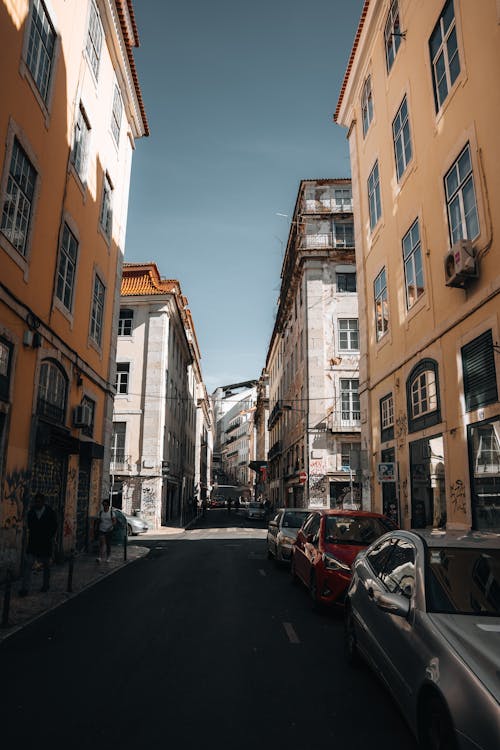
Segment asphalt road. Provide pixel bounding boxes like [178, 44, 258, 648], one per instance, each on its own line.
[0, 509, 417, 749]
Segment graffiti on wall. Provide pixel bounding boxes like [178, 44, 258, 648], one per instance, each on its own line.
[400, 477, 409, 517]
[396, 413, 407, 449]
[2, 468, 31, 530]
[450, 479, 467, 515]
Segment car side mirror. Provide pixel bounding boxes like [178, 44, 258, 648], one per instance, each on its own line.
[373, 590, 410, 618]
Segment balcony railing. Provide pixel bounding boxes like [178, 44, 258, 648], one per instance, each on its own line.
[304, 199, 353, 214]
[299, 234, 354, 250]
[329, 412, 361, 432]
[110, 454, 130, 472]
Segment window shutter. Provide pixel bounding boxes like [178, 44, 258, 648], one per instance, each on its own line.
[462, 331, 498, 411]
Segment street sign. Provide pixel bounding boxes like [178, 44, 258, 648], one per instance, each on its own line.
[299, 471, 307, 484]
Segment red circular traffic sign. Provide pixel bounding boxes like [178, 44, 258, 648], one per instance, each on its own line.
[299, 471, 307, 484]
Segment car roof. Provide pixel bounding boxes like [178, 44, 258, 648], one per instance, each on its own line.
[403, 528, 500, 549]
[312, 509, 389, 519]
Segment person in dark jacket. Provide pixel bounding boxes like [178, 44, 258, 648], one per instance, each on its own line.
[19, 492, 57, 596]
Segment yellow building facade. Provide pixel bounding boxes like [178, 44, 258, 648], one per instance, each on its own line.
[0, 0, 148, 577]
[335, 0, 500, 531]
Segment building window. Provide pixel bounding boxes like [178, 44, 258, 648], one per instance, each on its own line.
[361, 75, 373, 137]
[118, 309, 133, 336]
[333, 188, 352, 211]
[333, 221, 354, 247]
[384, 0, 402, 72]
[338, 319, 359, 351]
[26, 0, 56, 102]
[368, 161, 381, 231]
[55, 223, 78, 312]
[403, 219, 424, 309]
[37, 359, 67, 424]
[115, 362, 130, 395]
[337, 273, 356, 293]
[429, 0, 460, 112]
[111, 422, 126, 464]
[374, 268, 389, 340]
[111, 85, 123, 145]
[0, 138, 37, 256]
[392, 96, 412, 180]
[380, 394, 395, 442]
[81, 396, 95, 438]
[407, 359, 441, 433]
[72, 104, 90, 180]
[445, 144, 479, 245]
[462, 331, 498, 412]
[340, 379, 360, 421]
[86, 2, 103, 80]
[341, 442, 360, 470]
[0, 338, 13, 402]
[100, 173, 113, 240]
[90, 274, 105, 346]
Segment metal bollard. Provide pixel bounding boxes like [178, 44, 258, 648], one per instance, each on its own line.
[67, 552, 75, 593]
[123, 529, 127, 561]
[1, 570, 12, 628]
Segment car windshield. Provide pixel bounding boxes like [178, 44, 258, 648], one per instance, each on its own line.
[325, 516, 390, 545]
[248, 502, 261, 509]
[282, 511, 309, 529]
[426, 547, 500, 616]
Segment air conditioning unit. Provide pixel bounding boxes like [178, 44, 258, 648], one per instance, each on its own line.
[73, 404, 92, 428]
[444, 240, 478, 287]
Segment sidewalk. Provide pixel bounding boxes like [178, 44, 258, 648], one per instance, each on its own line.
[0, 542, 149, 643]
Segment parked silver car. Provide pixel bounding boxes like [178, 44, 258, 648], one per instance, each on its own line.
[266, 508, 311, 563]
[245, 502, 267, 521]
[124, 512, 148, 536]
[345, 529, 500, 750]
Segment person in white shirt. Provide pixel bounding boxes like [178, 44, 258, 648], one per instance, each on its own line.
[96, 499, 116, 563]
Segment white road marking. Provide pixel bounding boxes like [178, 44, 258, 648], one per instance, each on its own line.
[283, 622, 300, 644]
[259, 569, 266, 577]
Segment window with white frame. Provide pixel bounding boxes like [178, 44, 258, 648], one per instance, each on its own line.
[381, 394, 394, 430]
[340, 379, 360, 421]
[100, 173, 113, 240]
[338, 319, 359, 351]
[384, 0, 402, 72]
[0, 138, 37, 256]
[118, 309, 133, 336]
[429, 0, 460, 112]
[72, 104, 90, 180]
[334, 188, 352, 211]
[111, 85, 123, 145]
[392, 96, 412, 180]
[81, 396, 95, 438]
[403, 219, 424, 309]
[90, 274, 105, 346]
[26, 0, 56, 102]
[361, 75, 373, 137]
[410, 369, 437, 418]
[337, 273, 356, 293]
[115, 362, 130, 394]
[56, 223, 78, 311]
[374, 267, 389, 340]
[368, 161, 381, 230]
[86, 2, 103, 80]
[445, 144, 479, 245]
[111, 422, 126, 463]
[333, 221, 354, 247]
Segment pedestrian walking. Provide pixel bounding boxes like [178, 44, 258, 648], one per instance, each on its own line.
[95, 499, 117, 563]
[19, 492, 57, 597]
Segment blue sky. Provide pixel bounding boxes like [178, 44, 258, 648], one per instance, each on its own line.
[125, 0, 363, 392]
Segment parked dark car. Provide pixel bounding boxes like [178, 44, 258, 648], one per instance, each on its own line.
[345, 529, 500, 750]
[291, 509, 395, 608]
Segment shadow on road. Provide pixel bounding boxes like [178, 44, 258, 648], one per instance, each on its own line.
[190, 507, 268, 530]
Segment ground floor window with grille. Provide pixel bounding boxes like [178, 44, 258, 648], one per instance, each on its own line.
[340, 379, 360, 423]
[468, 418, 500, 531]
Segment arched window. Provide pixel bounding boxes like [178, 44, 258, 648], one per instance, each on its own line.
[406, 359, 441, 433]
[37, 359, 68, 424]
[361, 76, 373, 136]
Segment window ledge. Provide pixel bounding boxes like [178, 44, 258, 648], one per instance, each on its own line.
[68, 163, 88, 202]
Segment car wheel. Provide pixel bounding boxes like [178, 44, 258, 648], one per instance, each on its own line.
[127, 524, 133, 537]
[419, 694, 458, 750]
[344, 606, 360, 666]
[290, 553, 298, 584]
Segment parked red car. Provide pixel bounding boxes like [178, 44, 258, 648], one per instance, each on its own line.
[291, 509, 396, 608]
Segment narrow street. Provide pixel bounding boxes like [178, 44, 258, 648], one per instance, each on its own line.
[0, 510, 416, 749]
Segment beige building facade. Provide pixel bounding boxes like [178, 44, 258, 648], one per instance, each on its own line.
[335, 0, 500, 530]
